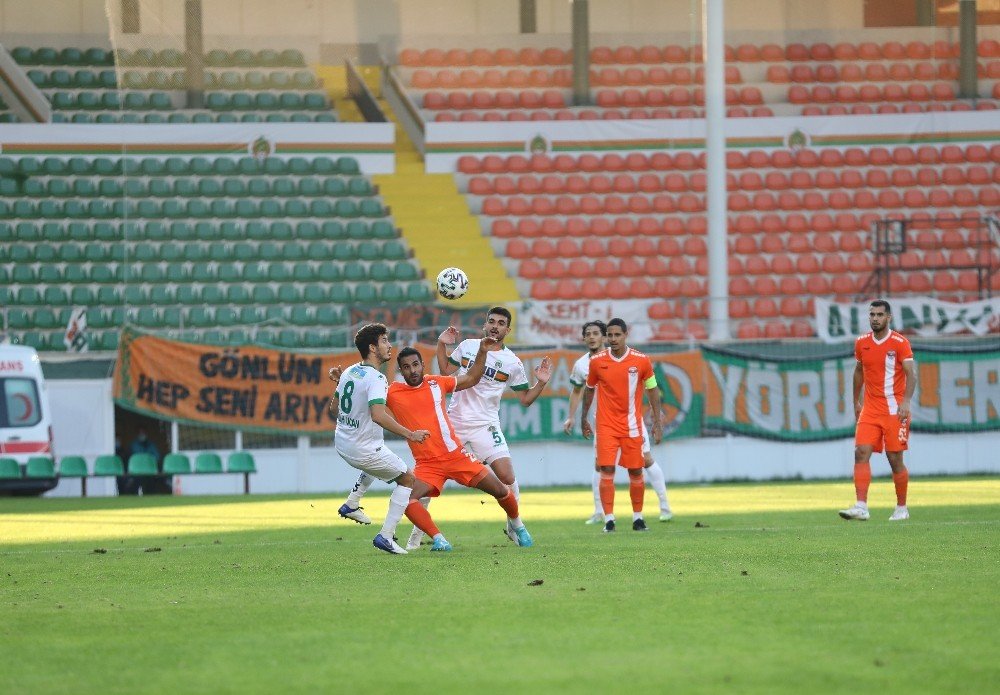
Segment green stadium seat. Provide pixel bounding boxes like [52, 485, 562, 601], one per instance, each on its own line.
[251, 286, 276, 304]
[33, 309, 59, 329]
[98, 332, 120, 351]
[381, 283, 406, 302]
[394, 261, 419, 281]
[149, 92, 173, 110]
[316, 262, 341, 283]
[357, 241, 381, 261]
[231, 93, 253, 110]
[303, 93, 327, 110]
[96, 286, 121, 305]
[270, 221, 293, 240]
[25, 70, 47, 87]
[293, 71, 318, 89]
[74, 70, 98, 88]
[77, 92, 100, 110]
[11, 47, 35, 64]
[329, 285, 352, 304]
[0, 458, 21, 479]
[278, 93, 303, 110]
[406, 283, 433, 302]
[218, 264, 240, 283]
[195, 452, 223, 474]
[157, 48, 184, 68]
[59, 456, 88, 477]
[360, 199, 385, 217]
[50, 69, 73, 88]
[280, 49, 305, 67]
[354, 285, 377, 303]
[370, 261, 393, 282]
[216, 113, 238, 123]
[188, 307, 214, 328]
[382, 240, 407, 260]
[123, 92, 147, 109]
[245, 71, 267, 90]
[192, 112, 214, 123]
[65, 266, 87, 284]
[371, 220, 397, 239]
[266, 262, 290, 282]
[316, 306, 344, 325]
[227, 452, 256, 493]
[85, 48, 112, 66]
[162, 453, 192, 475]
[146, 71, 170, 89]
[128, 453, 158, 475]
[276, 285, 301, 303]
[38, 266, 62, 284]
[291, 306, 315, 326]
[322, 178, 346, 197]
[348, 177, 373, 196]
[294, 262, 317, 281]
[150, 286, 175, 304]
[314, 113, 337, 123]
[26, 457, 56, 478]
[97, 70, 117, 88]
[338, 157, 360, 174]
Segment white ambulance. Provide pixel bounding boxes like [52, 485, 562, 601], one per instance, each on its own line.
[0, 344, 54, 469]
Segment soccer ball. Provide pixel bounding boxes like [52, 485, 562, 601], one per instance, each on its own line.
[436, 267, 469, 300]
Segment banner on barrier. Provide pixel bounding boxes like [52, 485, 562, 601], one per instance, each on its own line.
[816, 297, 1000, 343]
[113, 331, 997, 439]
[514, 299, 656, 345]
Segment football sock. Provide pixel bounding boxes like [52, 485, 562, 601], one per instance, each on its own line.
[379, 485, 411, 540]
[511, 479, 520, 501]
[644, 461, 670, 510]
[853, 462, 871, 503]
[633, 511, 644, 522]
[405, 499, 440, 538]
[346, 472, 375, 507]
[892, 467, 909, 506]
[599, 471, 615, 516]
[629, 475, 645, 513]
[591, 470, 602, 514]
[496, 490, 522, 526]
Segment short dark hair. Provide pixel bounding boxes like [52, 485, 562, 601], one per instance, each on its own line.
[870, 300, 891, 314]
[396, 346, 422, 367]
[487, 306, 513, 324]
[582, 320, 607, 337]
[607, 318, 628, 333]
[354, 323, 387, 358]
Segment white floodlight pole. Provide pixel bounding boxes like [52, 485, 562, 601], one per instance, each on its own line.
[703, 0, 729, 340]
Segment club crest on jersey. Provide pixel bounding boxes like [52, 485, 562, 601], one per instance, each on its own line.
[628, 366, 639, 374]
[887, 351, 895, 357]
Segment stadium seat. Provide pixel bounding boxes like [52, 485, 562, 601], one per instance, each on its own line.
[195, 452, 223, 474]
[26, 457, 56, 478]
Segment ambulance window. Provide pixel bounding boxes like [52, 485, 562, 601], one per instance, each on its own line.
[1, 378, 42, 427]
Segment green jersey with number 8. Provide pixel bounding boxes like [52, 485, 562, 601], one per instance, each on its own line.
[333, 363, 389, 460]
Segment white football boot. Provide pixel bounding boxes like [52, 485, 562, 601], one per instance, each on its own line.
[838, 504, 870, 521]
[889, 506, 909, 521]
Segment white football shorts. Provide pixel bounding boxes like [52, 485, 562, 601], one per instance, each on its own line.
[337, 447, 408, 483]
[453, 421, 510, 465]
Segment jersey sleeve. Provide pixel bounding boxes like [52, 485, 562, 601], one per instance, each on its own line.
[509, 359, 530, 392]
[899, 337, 914, 361]
[854, 338, 863, 362]
[448, 340, 466, 367]
[442, 375, 458, 393]
[368, 374, 388, 406]
[569, 358, 587, 387]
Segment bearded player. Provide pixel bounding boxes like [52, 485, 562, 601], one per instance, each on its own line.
[392, 344, 533, 550]
[435, 307, 551, 543]
[581, 318, 664, 532]
[839, 300, 915, 522]
[564, 320, 673, 524]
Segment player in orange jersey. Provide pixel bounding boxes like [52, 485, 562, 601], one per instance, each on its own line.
[390, 342, 533, 551]
[580, 318, 663, 533]
[839, 300, 916, 522]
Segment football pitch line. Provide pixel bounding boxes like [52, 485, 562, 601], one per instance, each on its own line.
[1, 478, 997, 546]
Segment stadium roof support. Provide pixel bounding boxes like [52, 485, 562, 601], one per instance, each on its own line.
[185, 0, 205, 109]
[571, 0, 590, 106]
[704, 0, 729, 340]
[959, 0, 978, 98]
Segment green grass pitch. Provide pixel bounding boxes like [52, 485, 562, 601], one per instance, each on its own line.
[1, 478, 998, 694]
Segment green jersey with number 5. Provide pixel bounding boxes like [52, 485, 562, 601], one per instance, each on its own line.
[333, 363, 389, 459]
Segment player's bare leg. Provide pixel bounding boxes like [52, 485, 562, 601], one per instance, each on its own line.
[475, 469, 533, 547]
[586, 459, 603, 524]
[642, 452, 672, 521]
[886, 451, 909, 520]
[839, 445, 873, 520]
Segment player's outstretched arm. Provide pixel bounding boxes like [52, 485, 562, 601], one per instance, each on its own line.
[899, 359, 917, 424]
[852, 361, 864, 421]
[455, 337, 499, 391]
[580, 386, 595, 439]
[518, 356, 552, 407]
[563, 384, 584, 434]
[645, 376, 664, 445]
[370, 403, 430, 443]
[436, 326, 461, 376]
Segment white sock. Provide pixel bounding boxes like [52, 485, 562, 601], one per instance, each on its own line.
[432, 532, 445, 542]
[346, 472, 375, 507]
[379, 485, 411, 539]
[407, 498, 430, 544]
[633, 511, 644, 522]
[509, 516, 524, 529]
[510, 479, 520, 501]
[604, 513, 615, 522]
[644, 462, 670, 510]
[857, 501, 869, 510]
[591, 470, 602, 514]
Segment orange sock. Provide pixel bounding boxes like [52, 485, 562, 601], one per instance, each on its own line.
[405, 499, 440, 537]
[629, 475, 645, 513]
[854, 462, 871, 503]
[892, 468, 908, 506]
[496, 490, 519, 519]
[599, 472, 615, 516]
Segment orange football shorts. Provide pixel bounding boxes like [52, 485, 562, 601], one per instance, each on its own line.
[855, 412, 909, 453]
[414, 448, 490, 496]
